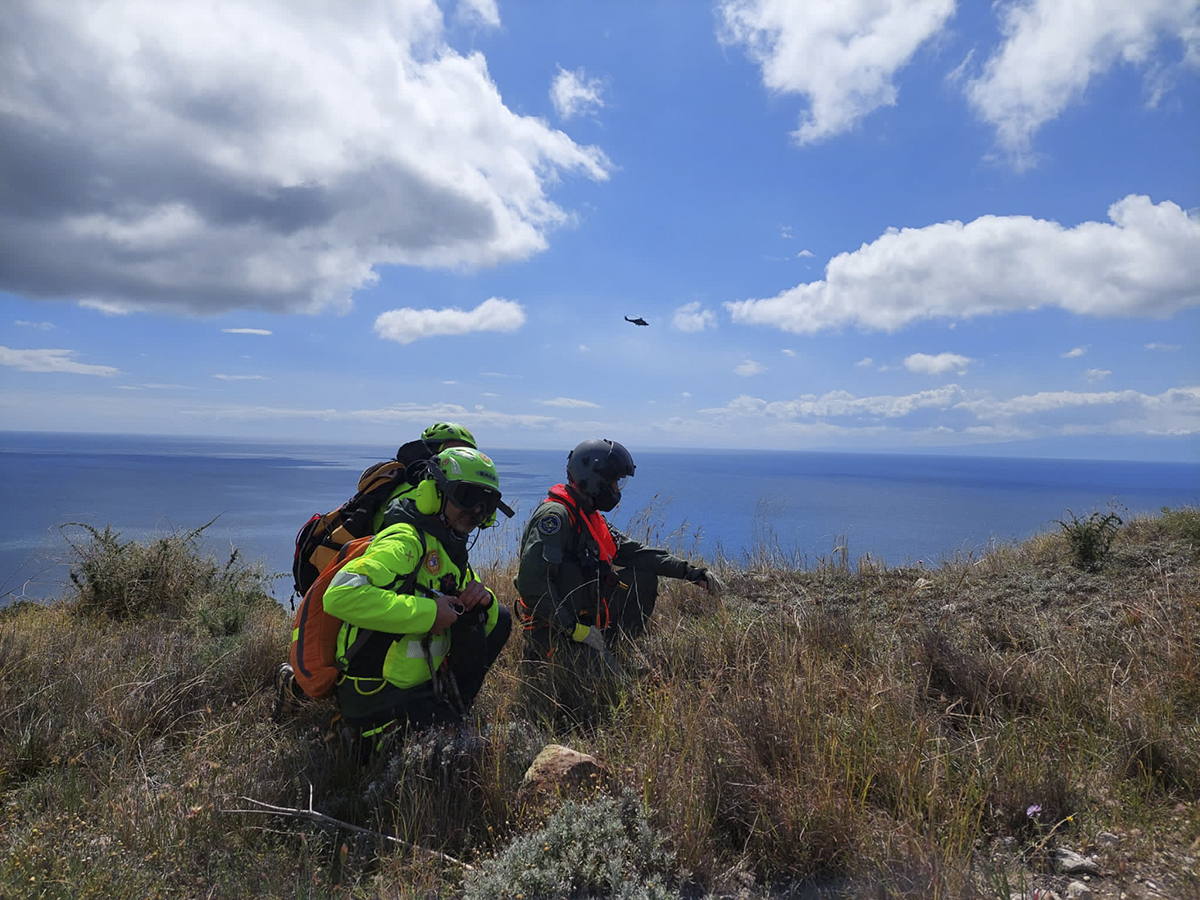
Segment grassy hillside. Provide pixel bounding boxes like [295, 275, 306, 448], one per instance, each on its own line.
[1, 509, 1198, 899]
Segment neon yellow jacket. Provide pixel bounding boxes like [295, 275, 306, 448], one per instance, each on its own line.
[323, 521, 498, 690]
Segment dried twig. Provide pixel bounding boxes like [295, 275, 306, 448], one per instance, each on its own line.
[222, 784, 474, 870]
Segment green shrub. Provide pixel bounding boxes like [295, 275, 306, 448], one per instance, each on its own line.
[62, 521, 274, 622]
[462, 790, 680, 900]
[1057, 507, 1123, 570]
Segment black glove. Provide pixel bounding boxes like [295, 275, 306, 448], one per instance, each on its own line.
[448, 606, 489, 677]
[686, 566, 724, 597]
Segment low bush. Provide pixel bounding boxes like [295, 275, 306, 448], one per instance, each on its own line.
[462, 790, 679, 900]
[1057, 506, 1123, 569]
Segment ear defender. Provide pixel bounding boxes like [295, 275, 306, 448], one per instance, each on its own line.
[413, 478, 443, 515]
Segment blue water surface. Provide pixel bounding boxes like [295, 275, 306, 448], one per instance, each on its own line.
[2, 431, 1197, 605]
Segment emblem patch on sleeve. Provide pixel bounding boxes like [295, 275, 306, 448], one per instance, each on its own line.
[537, 513, 562, 536]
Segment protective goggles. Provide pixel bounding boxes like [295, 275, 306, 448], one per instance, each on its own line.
[447, 481, 514, 519]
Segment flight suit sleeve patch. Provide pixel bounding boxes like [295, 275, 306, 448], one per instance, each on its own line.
[537, 513, 562, 536]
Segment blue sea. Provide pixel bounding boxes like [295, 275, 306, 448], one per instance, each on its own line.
[2, 431, 1197, 606]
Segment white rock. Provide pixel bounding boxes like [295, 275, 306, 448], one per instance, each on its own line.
[1051, 848, 1101, 875]
[1065, 880, 1093, 900]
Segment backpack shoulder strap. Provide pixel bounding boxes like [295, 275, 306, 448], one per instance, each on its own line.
[389, 530, 428, 596]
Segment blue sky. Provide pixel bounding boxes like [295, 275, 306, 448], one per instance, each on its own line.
[2, 0, 1198, 461]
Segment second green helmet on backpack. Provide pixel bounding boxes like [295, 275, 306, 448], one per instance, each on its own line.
[421, 422, 477, 449]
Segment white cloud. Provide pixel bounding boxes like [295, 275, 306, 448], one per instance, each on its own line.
[539, 397, 601, 408]
[15, 320, 54, 330]
[214, 374, 267, 381]
[701, 384, 1200, 437]
[725, 196, 1200, 334]
[78, 299, 133, 316]
[0, 346, 119, 375]
[671, 302, 717, 333]
[550, 66, 606, 120]
[0, 1, 610, 316]
[960, 386, 1200, 435]
[1062, 346, 1087, 358]
[374, 297, 526, 345]
[855, 357, 874, 367]
[117, 383, 194, 391]
[455, 0, 500, 28]
[905, 352, 972, 376]
[781, 348, 796, 357]
[223, 328, 272, 336]
[1146, 342, 1182, 351]
[735, 359, 767, 376]
[703, 385, 967, 419]
[1086, 368, 1112, 382]
[966, 0, 1200, 162]
[717, 0, 955, 143]
[797, 249, 814, 258]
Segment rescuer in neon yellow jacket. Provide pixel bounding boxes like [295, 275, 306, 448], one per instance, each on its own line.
[324, 446, 514, 746]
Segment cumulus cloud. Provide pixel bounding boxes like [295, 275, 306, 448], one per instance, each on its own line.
[0, 346, 119, 375]
[905, 352, 972, 376]
[223, 328, 272, 336]
[538, 397, 601, 408]
[550, 66, 606, 120]
[966, 0, 1200, 162]
[725, 196, 1200, 334]
[1062, 346, 1087, 358]
[374, 297, 526, 345]
[735, 359, 767, 376]
[1086, 368, 1112, 382]
[717, 0, 955, 143]
[672, 302, 717, 332]
[0, 1, 610, 316]
[855, 357, 874, 367]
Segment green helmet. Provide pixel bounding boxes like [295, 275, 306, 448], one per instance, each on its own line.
[420, 422, 477, 450]
[431, 447, 513, 527]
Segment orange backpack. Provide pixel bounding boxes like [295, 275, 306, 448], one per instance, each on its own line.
[288, 532, 425, 699]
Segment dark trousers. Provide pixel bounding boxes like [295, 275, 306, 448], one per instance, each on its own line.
[519, 570, 659, 728]
[604, 568, 660, 642]
[338, 605, 512, 737]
